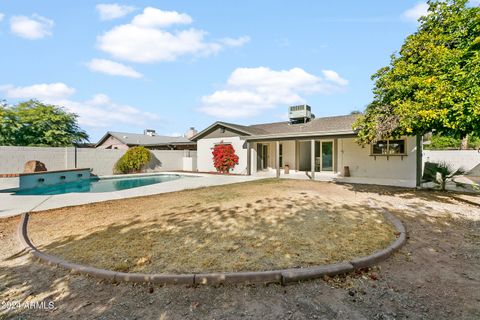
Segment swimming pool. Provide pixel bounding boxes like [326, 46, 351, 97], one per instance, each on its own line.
[15, 174, 184, 195]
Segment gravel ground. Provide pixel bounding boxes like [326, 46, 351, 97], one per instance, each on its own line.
[1, 182, 479, 319]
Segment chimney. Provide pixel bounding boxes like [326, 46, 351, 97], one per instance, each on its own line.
[185, 127, 198, 139]
[144, 129, 156, 136]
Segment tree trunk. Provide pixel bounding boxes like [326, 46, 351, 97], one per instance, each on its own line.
[461, 135, 468, 150]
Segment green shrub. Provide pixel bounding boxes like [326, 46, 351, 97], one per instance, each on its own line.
[425, 135, 480, 150]
[425, 135, 460, 150]
[468, 136, 480, 149]
[114, 146, 151, 174]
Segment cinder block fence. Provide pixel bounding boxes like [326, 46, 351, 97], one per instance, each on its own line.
[0, 146, 197, 176]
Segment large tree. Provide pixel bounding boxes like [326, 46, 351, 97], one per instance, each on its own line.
[354, 0, 480, 144]
[0, 100, 89, 146]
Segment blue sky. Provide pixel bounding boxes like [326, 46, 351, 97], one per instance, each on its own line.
[0, 1, 441, 141]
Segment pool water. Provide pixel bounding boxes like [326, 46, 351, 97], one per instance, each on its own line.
[15, 174, 184, 195]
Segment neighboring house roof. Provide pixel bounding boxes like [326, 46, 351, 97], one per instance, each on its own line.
[96, 131, 195, 147]
[192, 114, 360, 141]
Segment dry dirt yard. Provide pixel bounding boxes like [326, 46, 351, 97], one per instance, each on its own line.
[27, 179, 396, 273]
[1, 180, 479, 319]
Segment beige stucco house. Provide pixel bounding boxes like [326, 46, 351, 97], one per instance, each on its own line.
[192, 105, 422, 187]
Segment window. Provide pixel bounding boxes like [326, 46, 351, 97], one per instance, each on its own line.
[279, 143, 283, 167]
[371, 139, 406, 155]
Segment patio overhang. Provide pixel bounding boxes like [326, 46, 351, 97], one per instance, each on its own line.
[243, 129, 357, 142]
[245, 131, 356, 179]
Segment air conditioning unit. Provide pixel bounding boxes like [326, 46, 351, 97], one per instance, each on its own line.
[144, 129, 156, 136]
[289, 104, 312, 123]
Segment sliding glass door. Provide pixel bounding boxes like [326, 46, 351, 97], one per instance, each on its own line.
[321, 141, 333, 171]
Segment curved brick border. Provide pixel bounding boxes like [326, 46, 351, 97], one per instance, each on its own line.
[18, 209, 406, 285]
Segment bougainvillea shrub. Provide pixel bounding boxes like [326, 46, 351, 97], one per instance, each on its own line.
[212, 143, 239, 173]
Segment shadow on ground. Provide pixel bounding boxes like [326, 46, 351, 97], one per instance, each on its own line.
[31, 196, 395, 273]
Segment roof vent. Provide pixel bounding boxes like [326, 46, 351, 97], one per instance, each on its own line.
[144, 129, 156, 136]
[289, 104, 313, 124]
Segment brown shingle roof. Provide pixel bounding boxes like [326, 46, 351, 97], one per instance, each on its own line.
[192, 114, 360, 141]
[96, 131, 194, 147]
[245, 114, 360, 135]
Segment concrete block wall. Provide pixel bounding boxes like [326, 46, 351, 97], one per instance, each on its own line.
[149, 150, 198, 174]
[0, 146, 197, 176]
[0, 146, 69, 173]
[76, 148, 126, 175]
[423, 150, 480, 173]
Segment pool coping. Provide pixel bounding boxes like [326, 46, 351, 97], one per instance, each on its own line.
[18, 207, 406, 285]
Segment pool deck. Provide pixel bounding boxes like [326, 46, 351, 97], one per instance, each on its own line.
[0, 172, 266, 219]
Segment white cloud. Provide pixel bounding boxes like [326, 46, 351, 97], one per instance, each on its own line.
[131, 7, 192, 28]
[97, 6, 249, 63]
[87, 58, 142, 78]
[0, 83, 75, 100]
[0, 13, 5, 22]
[321, 70, 349, 86]
[0, 83, 160, 129]
[199, 67, 348, 119]
[402, 2, 429, 22]
[10, 14, 54, 39]
[96, 4, 136, 21]
[218, 36, 251, 47]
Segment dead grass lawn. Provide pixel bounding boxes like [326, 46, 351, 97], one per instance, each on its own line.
[28, 179, 396, 273]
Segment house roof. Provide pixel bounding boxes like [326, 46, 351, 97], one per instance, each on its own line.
[96, 131, 194, 147]
[192, 114, 360, 141]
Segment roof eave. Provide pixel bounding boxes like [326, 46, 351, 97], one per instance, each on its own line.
[244, 130, 357, 141]
[95, 131, 114, 147]
[190, 121, 252, 141]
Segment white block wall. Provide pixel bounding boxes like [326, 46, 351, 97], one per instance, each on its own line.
[0, 146, 71, 173]
[423, 150, 480, 173]
[0, 146, 196, 176]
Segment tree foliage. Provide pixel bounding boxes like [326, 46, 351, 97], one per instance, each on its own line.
[212, 143, 239, 173]
[354, 0, 480, 144]
[424, 134, 480, 149]
[114, 146, 152, 174]
[0, 99, 89, 146]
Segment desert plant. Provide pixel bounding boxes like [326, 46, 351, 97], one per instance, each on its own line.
[212, 143, 239, 173]
[422, 162, 465, 191]
[114, 146, 151, 174]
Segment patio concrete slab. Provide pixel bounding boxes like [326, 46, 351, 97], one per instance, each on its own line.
[0, 177, 19, 190]
[255, 170, 416, 187]
[0, 173, 266, 218]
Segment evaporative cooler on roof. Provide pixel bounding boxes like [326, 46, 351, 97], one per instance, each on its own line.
[288, 104, 312, 124]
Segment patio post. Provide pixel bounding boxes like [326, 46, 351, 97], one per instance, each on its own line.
[246, 141, 251, 175]
[311, 139, 315, 180]
[276, 140, 280, 178]
[416, 134, 423, 188]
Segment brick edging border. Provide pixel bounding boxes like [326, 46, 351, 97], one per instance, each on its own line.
[18, 209, 406, 285]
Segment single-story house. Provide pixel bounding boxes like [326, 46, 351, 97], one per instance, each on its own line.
[192, 105, 422, 187]
[96, 129, 197, 150]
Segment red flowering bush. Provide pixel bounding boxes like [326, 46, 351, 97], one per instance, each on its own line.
[212, 143, 239, 173]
